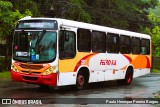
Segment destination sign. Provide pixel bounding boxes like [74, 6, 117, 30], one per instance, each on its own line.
[17, 20, 58, 29]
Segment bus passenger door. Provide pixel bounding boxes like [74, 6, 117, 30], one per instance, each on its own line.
[58, 29, 77, 86]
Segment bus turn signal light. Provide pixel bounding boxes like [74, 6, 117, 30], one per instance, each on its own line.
[42, 66, 56, 75]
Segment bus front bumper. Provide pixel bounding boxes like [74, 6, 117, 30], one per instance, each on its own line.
[11, 70, 57, 86]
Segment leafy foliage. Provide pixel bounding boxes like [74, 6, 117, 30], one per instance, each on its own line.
[5, 0, 159, 32]
[65, 0, 91, 23]
[5, 0, 40, 16]
[84, 0, 158, 31]
[143, 2, 160, 57]
[0, 1, 13, 39]
[0, 1, 32, 40]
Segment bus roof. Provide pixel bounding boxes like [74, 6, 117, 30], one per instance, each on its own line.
[19, 17, 151, 39]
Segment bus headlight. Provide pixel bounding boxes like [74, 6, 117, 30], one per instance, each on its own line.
[11, 64, 19, 72]
[42, 66, 56, 75]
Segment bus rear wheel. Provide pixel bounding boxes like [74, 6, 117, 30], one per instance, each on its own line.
[117, 68, 133, 85]
[125, 71, 133, 85]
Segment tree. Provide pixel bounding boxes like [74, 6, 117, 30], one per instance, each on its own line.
[84, 0, 158, 32]
[145, 3, 160, 57]
[65, 0, 91, 23]
[7, 0, 40, 16]
[8, 0, 157, 33]
[0, 1, 32, 41]
[30, 0, 92, 22]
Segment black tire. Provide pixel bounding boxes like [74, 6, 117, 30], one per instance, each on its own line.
[117, 68, 133, 85]
[74, 72, 87, 90]
[124, 69, 133, 85]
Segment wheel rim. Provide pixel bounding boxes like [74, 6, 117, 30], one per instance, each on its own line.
[127, 73, 132, 84]
[77, 74, 85, 88]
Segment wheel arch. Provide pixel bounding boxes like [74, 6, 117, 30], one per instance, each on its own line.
[125, 64, 134, 78]
[125, 64, 134, 76]
[76, 66, 90, 83]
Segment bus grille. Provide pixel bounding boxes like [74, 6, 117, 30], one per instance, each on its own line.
[22, 71, 41, 74]
[20, 64, 43, 70]
[22, 76, 38, 81]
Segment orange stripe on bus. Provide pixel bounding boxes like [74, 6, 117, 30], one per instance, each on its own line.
[121, 55, 151, 70]
[74, 53, 97, 72]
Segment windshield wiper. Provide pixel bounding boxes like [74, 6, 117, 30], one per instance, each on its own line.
[35, 30, 46, 50]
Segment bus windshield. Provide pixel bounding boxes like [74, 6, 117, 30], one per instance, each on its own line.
[13, 30, 57, 63]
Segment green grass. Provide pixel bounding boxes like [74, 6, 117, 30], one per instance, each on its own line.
[0, 71, 11, 79]
[152, 69, 160, 73]
[0, 57, 11, 79]
[154, 91, 160, 98]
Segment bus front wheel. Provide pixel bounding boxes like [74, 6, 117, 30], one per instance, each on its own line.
[75, 72, 87, 90]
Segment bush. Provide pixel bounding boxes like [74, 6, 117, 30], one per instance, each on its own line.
[0, 56, 6, 72]
[152, 57, 160, 73]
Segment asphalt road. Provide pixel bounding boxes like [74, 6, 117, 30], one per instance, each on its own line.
[0, 73, 160, 107]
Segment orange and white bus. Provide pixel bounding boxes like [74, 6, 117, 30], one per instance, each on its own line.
[11, 16, 151, 90]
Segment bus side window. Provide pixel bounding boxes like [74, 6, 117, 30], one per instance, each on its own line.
[141, 39, 150, 55]
[59, 30, 76, 59]
[120, 35, 131, 54]
[146, 39, 150, 55]
[77, 28, 91, 52]
[92, 31, 106, 53]
[106, 33, 119, 53]
[131, 37, 141, 54]
[141, 39, 146, 54]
